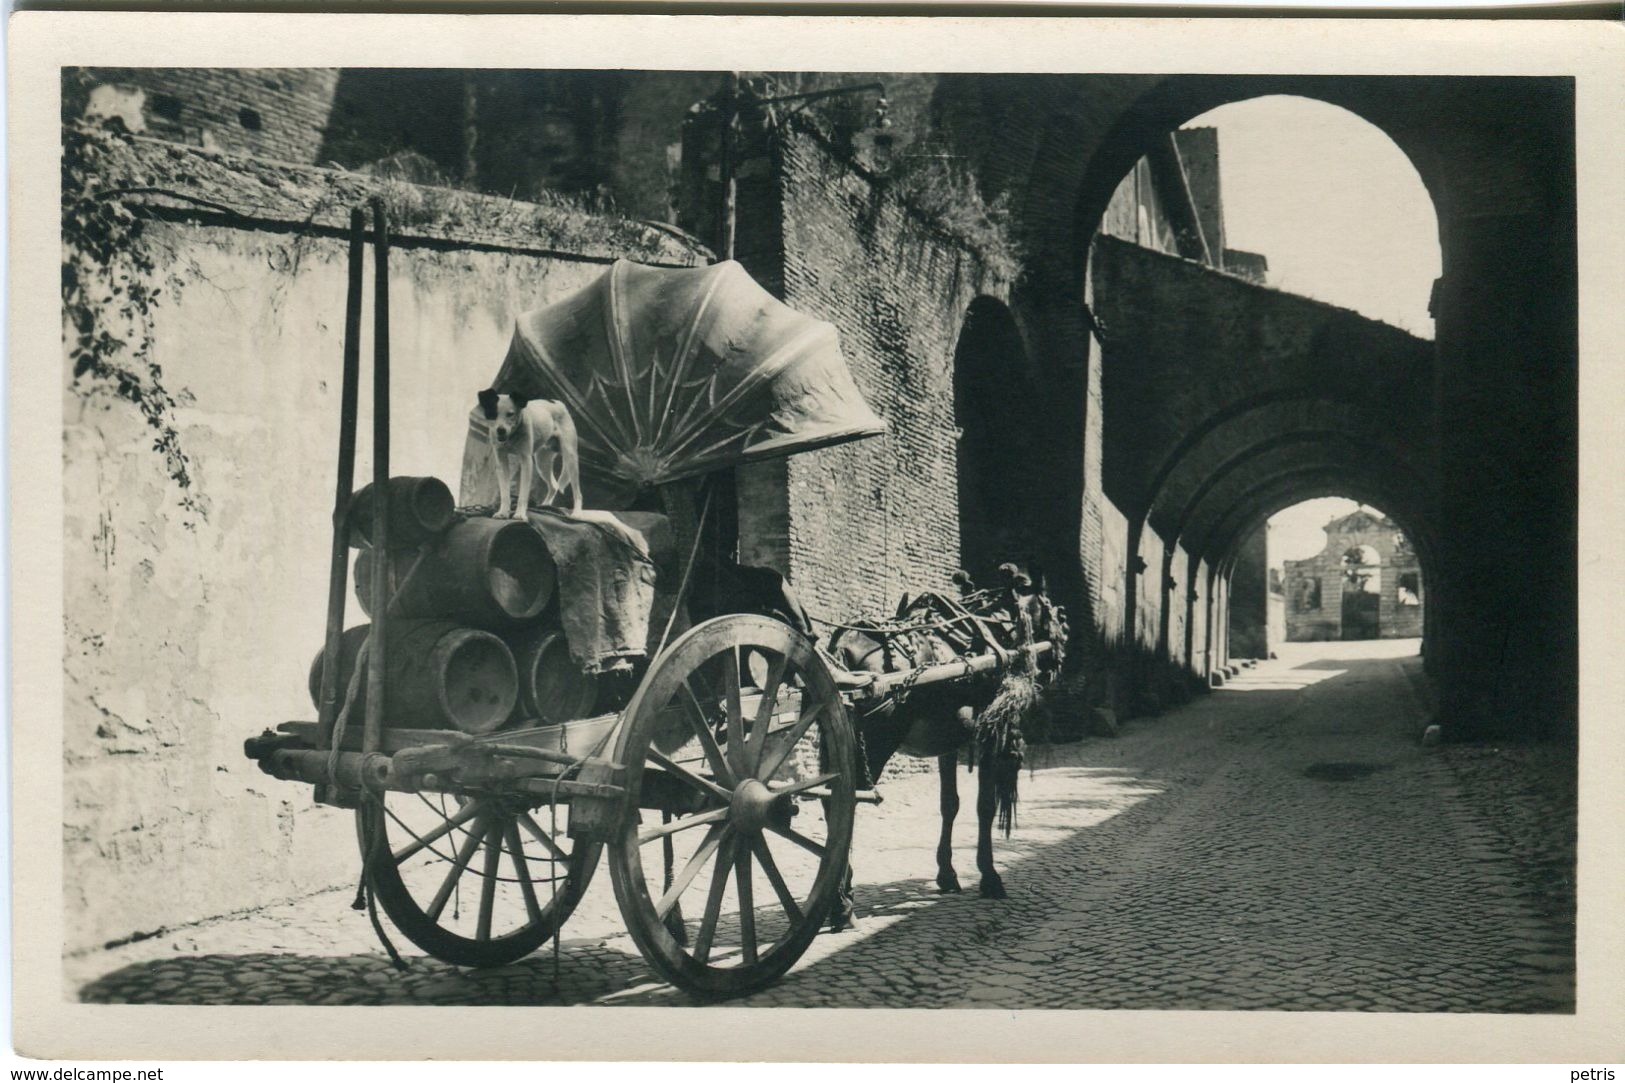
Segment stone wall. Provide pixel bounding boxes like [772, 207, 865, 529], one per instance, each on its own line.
[62, 136, 705, 952]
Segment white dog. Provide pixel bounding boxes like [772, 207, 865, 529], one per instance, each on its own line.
[473, 388, 583, 518]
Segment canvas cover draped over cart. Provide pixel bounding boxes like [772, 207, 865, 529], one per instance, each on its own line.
[459, 258, 887, 512]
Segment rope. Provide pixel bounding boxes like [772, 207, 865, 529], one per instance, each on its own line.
[323, 542, 430, 786]
[353, 791, 409, 970]
[656, 484, 713, 659]
[325, 641, 370, 784]
[808, 588, 1010, 639]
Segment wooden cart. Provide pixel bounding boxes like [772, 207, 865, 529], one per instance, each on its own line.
[244, 204, 1050, 999]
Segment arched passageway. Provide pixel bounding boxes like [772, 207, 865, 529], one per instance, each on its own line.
[952, 298, 1071, 593]
[1080, 94, 1444, 707]
[1041, 75, 1576, 740]
[1246, 499, 1429, 653]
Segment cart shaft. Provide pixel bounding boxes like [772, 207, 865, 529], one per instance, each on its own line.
[858, 641, 1053, 700]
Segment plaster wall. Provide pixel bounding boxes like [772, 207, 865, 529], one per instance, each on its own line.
[63, 148, 703, 951]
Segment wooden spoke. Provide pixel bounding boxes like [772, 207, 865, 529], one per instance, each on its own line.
[638, 806, 729, 845]
[735, 846, 758, 964]
[770, 772, 838, 797]
[516, 812, 570, 863]
[767, 823, 827, 859]
[647, 747, 732, 802]
[692, 835, 736, 964]
[752, 836, 804, 925]
[390, 799, 482, 863]
[756, 699, 831, 782]
[504, 821, 544, 926]
[426, 816, 488, 923]
[476, 821, 502, 943]
[680, 680, 734, 786]
[722, 646, 745, 774]
[361, 789, 602, 971]
[746, 656, 788, 777]
[654, 823, 729, 919]
[606, 614, 858, 997]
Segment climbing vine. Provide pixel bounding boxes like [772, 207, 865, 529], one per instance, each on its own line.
[61, 119, 204, 521]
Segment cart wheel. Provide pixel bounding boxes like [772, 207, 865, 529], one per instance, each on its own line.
[607, 614, 856, 998]
[357, 789, 601, 969]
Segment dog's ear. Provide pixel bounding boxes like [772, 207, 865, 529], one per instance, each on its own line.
[510, 391, 530, 410]
[477, 387, 500, 418]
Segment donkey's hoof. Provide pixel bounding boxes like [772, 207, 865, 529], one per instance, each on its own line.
[826, 908, 859, 934]
[936, 872, 963, 894]
[979, 874, 1007, 900]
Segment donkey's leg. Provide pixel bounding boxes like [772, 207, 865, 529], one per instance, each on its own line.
[661, 814, 689, 945]
[935, 751, 962, 893]
[827, 862, 858, 933]
[826, 702, 902, 931]
[975, 752, 1007, 899]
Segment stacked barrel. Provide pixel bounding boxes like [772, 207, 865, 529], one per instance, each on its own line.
[308, 476, 594, 736]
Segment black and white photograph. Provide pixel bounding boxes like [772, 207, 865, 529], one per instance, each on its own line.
[10, 11, 1624, 1064]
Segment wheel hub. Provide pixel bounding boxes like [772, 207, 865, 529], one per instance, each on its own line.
[729, 778, 787, 835]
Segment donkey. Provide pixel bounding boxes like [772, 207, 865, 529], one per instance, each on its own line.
[826, 569, 1067, 922]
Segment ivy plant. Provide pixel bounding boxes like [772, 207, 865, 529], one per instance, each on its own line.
[61, 119, 204, 522]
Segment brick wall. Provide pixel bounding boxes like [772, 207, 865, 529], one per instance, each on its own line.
[70, 68, 341, 165]
[718, 123, 1018, 626]
[1097, 499, 1130, 647]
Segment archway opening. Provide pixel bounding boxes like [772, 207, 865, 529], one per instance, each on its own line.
[1083, 91, 1442, 690]
[953, 298, 1045, 589]
[1267, 499, 1425, 648]
[1173, 95, 1440, 337]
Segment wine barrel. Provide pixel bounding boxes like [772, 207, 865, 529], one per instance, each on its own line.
[347, 476, 456, 549]
[355, 517, 556, 628]
[308, 620, 517, 735]
[511, 630, 597, 724]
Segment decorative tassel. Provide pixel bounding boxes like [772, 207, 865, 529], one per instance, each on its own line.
[976, 672, 1040, 839]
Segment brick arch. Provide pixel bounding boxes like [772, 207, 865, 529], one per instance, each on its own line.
[1064, 78, 1451, 284]
[936, 72, 1571, 739]
[1209, 470, 1437, 585]
[1144, 395, 1427, 540]
[1173, 430, 1415, 548]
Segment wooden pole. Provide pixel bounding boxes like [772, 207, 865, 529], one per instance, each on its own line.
[315, 208, 368, 752]
[860, 642, 1055, 700]
[363, 198, 392, 755]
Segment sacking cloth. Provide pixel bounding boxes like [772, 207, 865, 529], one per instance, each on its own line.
[526, 507, 682, 673]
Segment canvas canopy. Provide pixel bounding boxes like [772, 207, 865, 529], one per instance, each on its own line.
[483, 259, 886, 508]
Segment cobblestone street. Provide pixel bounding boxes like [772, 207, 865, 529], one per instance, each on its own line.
[72, 640, 1575, 1012]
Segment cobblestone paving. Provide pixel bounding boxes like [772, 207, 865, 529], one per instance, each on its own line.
[73, 640, 1574, 1011]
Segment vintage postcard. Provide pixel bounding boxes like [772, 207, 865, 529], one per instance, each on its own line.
[10, 10, 1624, 1063]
